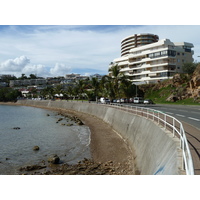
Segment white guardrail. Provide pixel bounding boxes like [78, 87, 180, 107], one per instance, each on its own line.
[93, 102, 194, 175]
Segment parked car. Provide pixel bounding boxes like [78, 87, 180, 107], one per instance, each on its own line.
[129, 98, 134, 103]
[100, 97, 110, 104]
[115, 98, 128, 103]
[143, 99, 154, 104]
[133, 97, 144, 104]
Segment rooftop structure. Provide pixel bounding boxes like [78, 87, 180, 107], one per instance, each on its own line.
[121, 33, 159, 57]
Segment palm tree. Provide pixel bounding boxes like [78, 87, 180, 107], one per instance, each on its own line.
[67, 86, 75, 100]
[90, 77, 100, 102]
[75, 80, 87, 100]
[41, 86, 54, 99]
[100, 75, 115, 102]
[120, 79, 136, 102]
[108, 64, 127, 101]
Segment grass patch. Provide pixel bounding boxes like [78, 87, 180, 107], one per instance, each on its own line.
[144, 86, 200, 106]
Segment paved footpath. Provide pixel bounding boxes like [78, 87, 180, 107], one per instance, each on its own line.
[182, 121, 200, 175]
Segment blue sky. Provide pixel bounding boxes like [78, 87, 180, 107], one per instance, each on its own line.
[0, 25, 200, 77]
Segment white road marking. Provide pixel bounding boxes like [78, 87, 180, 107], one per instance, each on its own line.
[176, 114, 185, 117]
[178, 110, 185, 112]
[169, 108, 176, 111]
[188, 117, 200, 122]
[166, 112, 173, 115]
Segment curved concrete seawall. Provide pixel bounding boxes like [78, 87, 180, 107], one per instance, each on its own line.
[17, 100, 182, 175]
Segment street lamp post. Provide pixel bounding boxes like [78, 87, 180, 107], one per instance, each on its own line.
[136, 84, 138, 97]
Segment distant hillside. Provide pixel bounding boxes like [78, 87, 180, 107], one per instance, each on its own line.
[139, 64, 200, 105]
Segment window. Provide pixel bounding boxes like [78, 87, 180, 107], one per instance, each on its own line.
[154, 52, 161, 57]
[148, 50, 176, 59]
[161, 50, 168, 56]
[168, 50, 176, 57]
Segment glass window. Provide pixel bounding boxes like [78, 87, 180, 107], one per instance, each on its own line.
[161, 50, 168, 56]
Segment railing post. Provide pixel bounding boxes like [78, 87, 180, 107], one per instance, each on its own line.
[153, 110, 154, 122]
[173, 118, 175, 137]
[180, 124, 183, 149]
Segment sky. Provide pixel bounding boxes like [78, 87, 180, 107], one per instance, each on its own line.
[0, 1, 200, 79]
[0, 25, 200, 78]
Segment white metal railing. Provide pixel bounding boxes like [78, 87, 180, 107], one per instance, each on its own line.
[87, 101, 194, 175]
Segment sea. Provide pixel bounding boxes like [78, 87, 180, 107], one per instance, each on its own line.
[0, 104, 91, 175]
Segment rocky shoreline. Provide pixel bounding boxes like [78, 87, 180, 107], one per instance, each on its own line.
[0, 102, 136, 175]
[18, 158, 133, 175]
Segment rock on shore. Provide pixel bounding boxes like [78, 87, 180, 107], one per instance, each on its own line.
[18, 158, 133, 175]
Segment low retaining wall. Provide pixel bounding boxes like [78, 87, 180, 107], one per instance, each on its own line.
[17, 100, 182, 175]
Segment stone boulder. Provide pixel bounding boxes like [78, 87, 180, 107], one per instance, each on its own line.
[48, 154, 60, 164]
[13, 127, 20, 130]
[33, 146, 40, 151]
[166, 94, 179, 102]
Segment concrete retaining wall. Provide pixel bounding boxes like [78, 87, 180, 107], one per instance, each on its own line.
[17, 100, 182, 175]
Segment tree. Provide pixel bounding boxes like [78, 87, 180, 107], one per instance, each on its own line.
[29, 74, 37, 79]
[40, 86, 54, 99]
[90, 77, 100, 102]
[182, 62, 198, 74]
[120, 79, 136, 101]
[108, 64, 123, 100]
[0, 88, 21, 102]
[67, 86, 75, 100]
[100, 75, 115, 101]
[19, 74, 28, 80]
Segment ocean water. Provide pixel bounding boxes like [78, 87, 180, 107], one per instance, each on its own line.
[0, 104, 91, 175]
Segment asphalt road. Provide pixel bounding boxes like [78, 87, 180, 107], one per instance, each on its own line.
[132, 104, 200, 130]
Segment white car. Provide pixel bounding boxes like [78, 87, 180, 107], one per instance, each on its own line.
[100, 97, 110, 104]
[133, 97, 143, 104]
[143, 99, 154, 104]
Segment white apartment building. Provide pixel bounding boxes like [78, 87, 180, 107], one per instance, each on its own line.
[109, 34, 194, 84]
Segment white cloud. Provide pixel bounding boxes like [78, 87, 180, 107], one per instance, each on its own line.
[50, 63, 71, 77]
[22, 64, 50, 77]
[0, 55, 72, 77]
[0, 55, 30, 72]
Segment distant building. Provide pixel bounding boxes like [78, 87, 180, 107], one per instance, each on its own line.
[46, 77, 64, 85]
[65, 73, 89, 82]
[0, 82, 8, 87]
[90, 74, 103, 80]
[0, 74, 15, 79]
[109, 34, 194, 84]
[10, 79, 47, 87]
